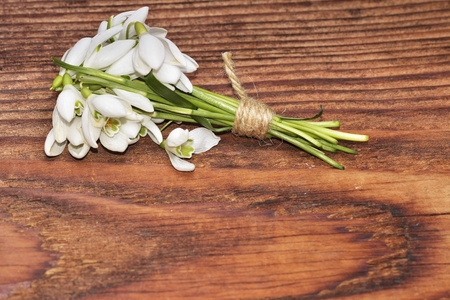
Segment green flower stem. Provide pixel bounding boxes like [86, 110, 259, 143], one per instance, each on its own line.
[175, 91, 233, 115]
[280, 120, 339, 144]
[191, 87, 238, 115]
[318, 139, 358, 154]
[305, 121, 340, 128]
[151, 102, 235, 122]
[294, 121, 369, 142]
[193, 86, 240, 109]
[272, 121, 323, 147]
[269, 129, 345, 170]
[77, 74, 173, 106]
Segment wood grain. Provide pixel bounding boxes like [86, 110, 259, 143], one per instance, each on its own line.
[1, 0, 449, 299]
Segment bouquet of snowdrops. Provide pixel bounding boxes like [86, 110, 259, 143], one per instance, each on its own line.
[45, 7, 368, 171]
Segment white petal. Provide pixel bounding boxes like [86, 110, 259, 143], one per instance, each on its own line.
[120, 120, 141, 138]
[138, 33, 165, 70]
[167, 152, 195, 172]
[100, 132, 129, 152]
[153, 63, 182, 85]
[91, 95, 128, 118]
[152, 118, 165, 124]
[119, 7, 149, 40]
[97, 21, 108, 34]
[68, 143, 90, 159]
[112, 10, 135, 26]
[166, 128, 189, 147]
[86, 25, 123, 59]
[175, 73, 193, 93]
[106, 48, 136, 76]
[180, 54, 199, 73]
[132, 48, 152, 76]
[148, 27, 168, 38]
[66, 117, 85, 146]
[189, 128, 220, 154]
[81, 105, 101, 148]
[59, 49, 70, 75]
[113, 88, 154, 112]
[56, 85, 81, 123]
[84, 40, 136, 69]
[142, 116, 163, 144]
[44, 129, 67, 157]
[64, 37, 92, 67]
[161, 38, 187, 67]
[52, 108, 69, 143]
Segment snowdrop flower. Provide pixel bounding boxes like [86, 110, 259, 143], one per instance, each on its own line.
[161, 128, 220, 171]
[51, 74, 85, 142]
[45, 115, 90, 159]
[81, 88, 161, 153]
[46, 75, 91, 159]
[132, 22, 198, 92]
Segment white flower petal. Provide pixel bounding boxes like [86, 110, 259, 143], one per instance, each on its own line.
[128, 135, 140, 145]
[142, 116, 163, 144]
[180, 54, 199, 73]
[113, 88, 154, 112]
[153, 63, 182, 85]
[86, 25, 123, 59]
[81, 105, 101, 148]
[148, 27, 168, 38]
[106, 48, 136, 76]
[68, 143, 90, 159]
[44, 129, 67, 157]
[189, 128, 220, 154]
[64, 37, 92, 67]
[112, 10, 135, 26]
[100, 132, 129, 152]
[56, 85, 81, 123]
[84, 39, 136, 69]
[91, 95, 128, 118]
[119, 6, 149, 40]
[97, 21, 108, 34]
[166, 128, 189, 147]
[175, 73, 193, 93]
[161, 38, 187, 67]
[52, 107, 69, 143]
[132, 48, 152, 76]
[138, 33, 165, 70]
[120, 120, 141, 138]
[67, 117, 85, 146]
[59, 49, 70, 75]
[167, 151, 195, 172]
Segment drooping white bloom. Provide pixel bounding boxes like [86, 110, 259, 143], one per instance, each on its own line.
[81, 90, 160, 153]
[45, 114, 90, 159]
[163, 128, 220, 171]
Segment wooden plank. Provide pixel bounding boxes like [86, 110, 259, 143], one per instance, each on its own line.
[1, 0, 449, 299]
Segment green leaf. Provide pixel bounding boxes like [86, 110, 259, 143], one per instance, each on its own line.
[144, 72, 214, 130]
[144, 72, 196, 109]
[279, 105, 323, 121]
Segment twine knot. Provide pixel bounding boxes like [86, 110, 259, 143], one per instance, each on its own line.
[222, 52, 273, 140]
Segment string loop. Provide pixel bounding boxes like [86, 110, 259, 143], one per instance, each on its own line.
[222, 52, 273, 140]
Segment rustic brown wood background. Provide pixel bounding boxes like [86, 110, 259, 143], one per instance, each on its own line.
[1, 0, 449, 299]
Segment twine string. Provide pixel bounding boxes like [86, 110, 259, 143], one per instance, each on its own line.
[222, 52, 273, 140]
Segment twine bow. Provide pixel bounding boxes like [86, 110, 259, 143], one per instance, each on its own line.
[222, 52, 273, 140]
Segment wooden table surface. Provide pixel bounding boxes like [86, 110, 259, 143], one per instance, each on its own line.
[1, 0, 449, 299]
